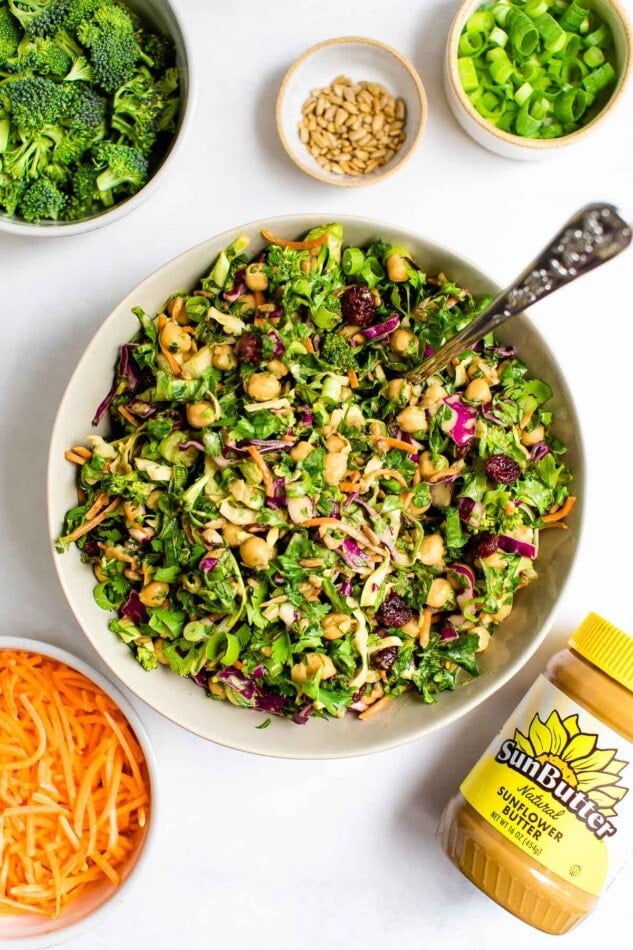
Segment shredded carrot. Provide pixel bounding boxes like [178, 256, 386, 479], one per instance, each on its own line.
[299, 518, 384, 554]
[304, 337, 315, 355]
[418, 608, 433, 648]
[542, 495, 576, 524]
[261, 229, 329, 251]
[84, 491, 109, 522]
[347, 368, 359, 389]
[370, 434, 420, 454]
[247, 445, 275, 498]
[63, 499, 120, 544]
[118, 405, 139, 428]
[0, 651, 149, 920]
[253, 290, 266, 308]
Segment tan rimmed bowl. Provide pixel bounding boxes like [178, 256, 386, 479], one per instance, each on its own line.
[445, 0, 631, 160]
[276, 37, 427, 186]
[0, 638, 157, 949]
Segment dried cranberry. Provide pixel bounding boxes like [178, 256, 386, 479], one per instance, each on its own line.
[471, 533, 499, 559]
[371, 646, 398, 671]
[376, 592, 414, 628]
[484, 454, 522, 484]
[235, 332, 262, 364]
[340, 284, 376, 327]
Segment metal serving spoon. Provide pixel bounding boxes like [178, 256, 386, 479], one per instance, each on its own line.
[406, 203, 631, 384]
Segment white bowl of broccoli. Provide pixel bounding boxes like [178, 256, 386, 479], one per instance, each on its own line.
[0, 0, 195, 236]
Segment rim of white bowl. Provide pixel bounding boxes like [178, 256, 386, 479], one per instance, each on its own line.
[0, 637, 158, 948]
[446, 0, 632, 152]
[0, 0, 197, 238]
[46, 212, 585, 758]
[276, 36, 428, 187]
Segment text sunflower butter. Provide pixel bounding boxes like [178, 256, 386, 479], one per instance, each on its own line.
[438, 613, 633, 934]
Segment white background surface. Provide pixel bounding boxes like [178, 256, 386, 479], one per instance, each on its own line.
[1, 1, 632, 947]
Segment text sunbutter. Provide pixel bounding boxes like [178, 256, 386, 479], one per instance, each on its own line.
[495, 739, 618, 840]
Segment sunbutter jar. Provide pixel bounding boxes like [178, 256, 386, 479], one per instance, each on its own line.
[437, 613, 633, 934]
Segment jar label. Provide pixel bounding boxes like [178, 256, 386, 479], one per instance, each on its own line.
[460, 676, 633, 896]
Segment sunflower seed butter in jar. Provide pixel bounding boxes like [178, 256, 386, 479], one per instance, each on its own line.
[437, 613, 633, 934]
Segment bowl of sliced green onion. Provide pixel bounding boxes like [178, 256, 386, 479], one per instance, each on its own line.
[445, 0, 631, 159]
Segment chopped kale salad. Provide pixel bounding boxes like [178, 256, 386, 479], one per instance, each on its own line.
[58, 224, 575, 723]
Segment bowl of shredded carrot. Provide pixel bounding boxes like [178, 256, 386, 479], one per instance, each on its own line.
[0, 639, 155, 946]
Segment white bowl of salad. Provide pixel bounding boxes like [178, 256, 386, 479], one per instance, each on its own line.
[48, 215, 583, 758]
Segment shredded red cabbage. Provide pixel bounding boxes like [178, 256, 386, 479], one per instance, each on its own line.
[200, 557, 219, 573]
[530, 441, 550, 462]
[457, 496, 484, 528]
[179, 439, 205, 451]
[498, 535, 536, 559]
[442, 394, 477, 447]
[361, 313, 400, 340]
[121, 591, 148, 625]
[267, 331, 285, 358]
[339, 539, 372, 571]
[217, 667, 287, 715]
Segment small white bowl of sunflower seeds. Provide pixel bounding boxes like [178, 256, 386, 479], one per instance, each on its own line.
[276, 36, 427, 187]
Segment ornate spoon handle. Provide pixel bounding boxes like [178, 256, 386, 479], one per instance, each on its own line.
[407, 203, 631, 384]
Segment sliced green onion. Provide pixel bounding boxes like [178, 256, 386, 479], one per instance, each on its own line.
[507, 9, 539, 55]
[525, 0, 548, 18]
[534, 12, 565, 51]
[514, 81, 533, 105]
[563, 33, 583, 57]
[585, 23, 611, 49]
[515, 98, 544, 135]
[540, 118, 564, 138]
[561, 58, 587, 84]
[467, 10, 495, 33]
[342, 247, 365, 276]
[458, 56, 480, 92]
[489, 26, 509, 47]
[487, 47, 514, 84]
[583, 61, 616, 94]
[476, 89, 506, 120]
[459, 30, 487, 56]
[560, 3, 589, 33]
[553, 87, 588, 122]
[583, 46, 605, 68]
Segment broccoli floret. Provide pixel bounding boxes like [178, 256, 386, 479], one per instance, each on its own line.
[154, 67, 179, 133]
[76, 3, 138, 93]
[321, 333, 358, 371]
[8, 0, 69, 37]
[92, 140, 147, 206]
[54, 123, 101, 165]
[17, 174, 65, 220]
[0, 170, 27, 214]
[135, 643, 158, 671]
[135, 28, 174, 73]
[110, 66, 160, 153]
[10, 34, 72, 77]
[62, 0, 101, 31]
[0, 8, 21, 66]
[4, 75, 65, 132]
[63, 82, 105, 128]
[2, 123, 62, 178]
[62, 160, 99, 219]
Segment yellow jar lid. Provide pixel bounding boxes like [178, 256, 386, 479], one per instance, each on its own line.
[569, 612, 633, 692]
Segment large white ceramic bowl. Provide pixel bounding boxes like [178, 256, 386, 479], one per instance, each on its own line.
[47, 214, 584, 759]
[0, 638, 157, 949]
[0, 0, 196, 238]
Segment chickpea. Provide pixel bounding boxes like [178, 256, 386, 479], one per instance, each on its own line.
[160, 320, 192, 354]
[246, 373, 281, 402]
[211, 344, 237, 371]
[418, 450, 444, 480]
[481, 603, 513, 624]
[420, 382, 448, 410]
[244, 262, 268, 292]
[167, 295, 186, 324]
[239, 536, 275, 570]
[386, 252, 409, 283]
[146, 489, 162, 510]
[471, 626, 491, 653]
[322, 613, 355, 640]
[521, 425, 545, 447]
[465, 378, 492, 404]
[266, 359, 288, 379]
[482, 552, 507, 570]
[419, 533, 445, 567]
[326, 434, 349, 453]
[139, 581, 169, 607]
[291, 653, 336, 685]
[389, 328, 418, 355]
[426, 578, 454, 609]
[396, 406, 427, 434]
[345, 405, 365, 429]
[222, 524, 249, 547]
[324, 451, 348, 486]
[369, 421, 387, 438]
[385, 378, 413, 403]
[290, 441, 313, 462]
[186, 401, 219, 428]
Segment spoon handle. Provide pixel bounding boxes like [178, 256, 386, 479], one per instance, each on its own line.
[407, 203, 632, 384]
